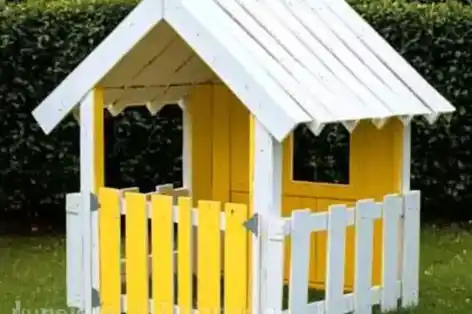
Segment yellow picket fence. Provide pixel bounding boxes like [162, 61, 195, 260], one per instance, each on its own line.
[98, 187, 249, 314]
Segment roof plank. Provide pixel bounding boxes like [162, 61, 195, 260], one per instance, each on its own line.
[319, 0, 455, 115]
[31, 0, 455, 139]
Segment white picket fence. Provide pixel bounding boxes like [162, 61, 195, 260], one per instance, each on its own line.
[273, 191, 420, 314]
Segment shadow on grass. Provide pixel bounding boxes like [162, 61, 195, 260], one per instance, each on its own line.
[121, 275, 326, 310]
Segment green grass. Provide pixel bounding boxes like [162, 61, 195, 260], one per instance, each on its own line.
[1, 226, 471, 313]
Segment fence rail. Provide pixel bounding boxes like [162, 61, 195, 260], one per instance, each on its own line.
[67, 188, 420, 314]
[281, 191, 420, 314]
[98, 186, 250, 314]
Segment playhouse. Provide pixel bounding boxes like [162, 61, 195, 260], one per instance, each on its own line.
[32, 0, 455, 314]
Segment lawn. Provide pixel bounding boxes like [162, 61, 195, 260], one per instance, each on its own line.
[0, 226, 471, 314]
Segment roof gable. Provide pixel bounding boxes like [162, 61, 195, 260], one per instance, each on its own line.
[32, 0, 455, 141]
[32, 0, 165, 135]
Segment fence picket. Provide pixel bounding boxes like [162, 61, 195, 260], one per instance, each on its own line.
[325, 205, 348, 314]
[98, 187, 121, 314]
[178, 197, 194, 314]
[401, 191, 421, 307]
[198, 201, 221, 314]
[125, 192, 149, 314]
[93, 188, 420, 314]
[152, 194, 174, 314]
[224, 203, 249, 314]
[289, 210, 312, 314]
[353, 200, 381, 314]
[381, 195, 402, 311]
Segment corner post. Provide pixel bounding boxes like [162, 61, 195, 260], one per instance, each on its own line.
[399, 123, 420, 307]
[80, 87, 105, 314]
[400, 123, 411, 194]
[250, 116, 284, 314]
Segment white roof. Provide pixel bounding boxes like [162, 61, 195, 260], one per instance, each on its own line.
[32, 0, 455, 142]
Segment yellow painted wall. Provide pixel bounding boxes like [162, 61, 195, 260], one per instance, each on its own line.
[188, 84, 404, 290]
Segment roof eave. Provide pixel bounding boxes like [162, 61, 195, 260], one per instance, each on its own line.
[31, 0, 164, 135]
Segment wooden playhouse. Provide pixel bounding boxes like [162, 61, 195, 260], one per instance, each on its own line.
[31, 0, 455, 314]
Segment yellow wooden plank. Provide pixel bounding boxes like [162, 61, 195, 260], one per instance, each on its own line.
[230, 96, 250, 193]
[230, 191, 250, 206]
[212, 85, 231, 203]
[152, 194, 174, 314]
[188, 85, 213, 205]
[224, 203, 249, 314]
[197, 200, 221, 313]
[125, 192, 149, 314]
[98, 187, 121, 314]
[178, 197, 193, 314]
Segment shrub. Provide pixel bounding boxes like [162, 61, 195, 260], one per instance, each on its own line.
[1, 0, 471, 230]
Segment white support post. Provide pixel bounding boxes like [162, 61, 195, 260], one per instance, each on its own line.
[80, 88, 105, 314]
[398, 123, 413, 308]
[179, 97, 198, 275]
[401, 191, 421, 307]
[251, 118, 284, 314]
[401, 124, 411, 193]
[180, 98, 192, 194]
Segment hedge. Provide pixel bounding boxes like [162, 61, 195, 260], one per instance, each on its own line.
[1, 0, 472, 231]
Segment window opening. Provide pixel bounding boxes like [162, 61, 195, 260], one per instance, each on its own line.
[292, 123, 350, 185]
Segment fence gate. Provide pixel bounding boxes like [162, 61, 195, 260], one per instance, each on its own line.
[260, 191, 420, 314]
[66, 186, 251, 314]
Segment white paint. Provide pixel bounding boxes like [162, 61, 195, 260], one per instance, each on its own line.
[32, 0, 454, 140]
[32, 0, 165, 134]
[325, 205, 348, 314]
[238, 0, 376, 120]
[166, 0, 311, 141]
[353, 200, 381, 314]
[286, 281, 402, 314]
[281, 192, 418, 314]
[316, 0, 455, 115]
[401, 191, 421, 307]
[288, 210, 311, 314]
[180, 98, 192, 194]
[250, 118, 284, 314]
[307, 207, 355, 232]
[216, 0, 351, 123]
[79, 91, 101, 314]
[66, 193, 84, 309]
[302, 0, 428, 116]
[381, 194, 402, 311]
[273, 1, 394, 117]
[401, 124, 412, 193]
[117, 190, 419, 314]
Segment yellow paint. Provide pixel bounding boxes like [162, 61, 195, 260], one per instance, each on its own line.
[188, 88, 404, 291]
[151, 194, 174, 314]
[179, 84, 405, 305]
[212, 86, 231, 203]
[230, 95, 250, 193]
[197, 200, 221, 314]
[177, 197, 193, 314]
[98, 187, 121, 314]
[224, 203, 249, 314]
[188, 85, 213, 205]
[125, 192, 149, 314]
